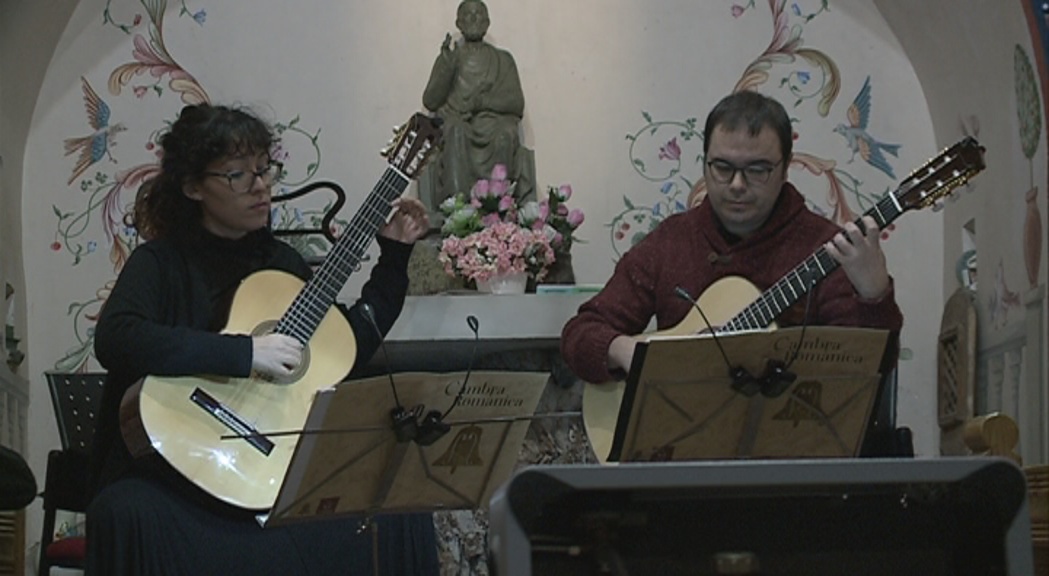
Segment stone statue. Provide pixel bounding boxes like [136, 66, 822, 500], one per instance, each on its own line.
[419, 0, 535, 221]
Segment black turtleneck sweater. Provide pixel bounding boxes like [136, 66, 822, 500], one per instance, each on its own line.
[90, 226, 413, 500]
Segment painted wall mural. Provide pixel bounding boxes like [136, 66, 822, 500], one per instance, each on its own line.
[607, 0, 901, 261]
[49, 0, 328, 371]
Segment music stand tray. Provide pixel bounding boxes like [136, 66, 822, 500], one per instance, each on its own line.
[610, 326, 890, 462]
[261, 371, 548, 527]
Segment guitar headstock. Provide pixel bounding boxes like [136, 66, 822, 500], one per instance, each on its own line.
[381, 113, 443, 180]
[895, 137, 986, 211]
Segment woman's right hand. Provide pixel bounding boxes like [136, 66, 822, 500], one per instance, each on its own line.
[251, 333, 303, 379]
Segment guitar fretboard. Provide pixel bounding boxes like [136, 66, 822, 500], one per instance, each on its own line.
[275, 167, 410, 343]
[720, 187, 909, 333]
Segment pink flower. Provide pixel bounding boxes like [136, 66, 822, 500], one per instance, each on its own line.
[498, 195, 515, 211]
[538, 201, 550, 221]
[489, 163, 508, 181]
[437, 221, 555, 282]
[658, 137, 681, 161]
[471, 179, 490, 199]
[133, 86, 148, 98]
[557, 184, 573, 201]
[567, 208, 585, 228]
[490, 178, 509, 196]
[731, 4, 746, 18]
[481, 213, 501, 227]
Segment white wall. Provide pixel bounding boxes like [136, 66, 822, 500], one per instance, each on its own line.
[879, 0, 1049, 464]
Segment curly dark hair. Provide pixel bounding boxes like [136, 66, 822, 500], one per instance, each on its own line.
[133, 104, 275, 240]
[702, 90, 792, 162]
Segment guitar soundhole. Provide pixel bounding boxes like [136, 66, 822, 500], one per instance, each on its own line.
[251, 320, 311, 384]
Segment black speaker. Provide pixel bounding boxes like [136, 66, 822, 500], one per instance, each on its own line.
[488, 458, 1033, 575]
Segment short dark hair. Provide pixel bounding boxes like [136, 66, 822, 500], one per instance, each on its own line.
[702, 91, 792, 161]
[133, 104, 274, 240]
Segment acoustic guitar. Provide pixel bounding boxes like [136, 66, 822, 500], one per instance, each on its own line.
[120, 113, 442, 510]
[584, 137, 986, 463]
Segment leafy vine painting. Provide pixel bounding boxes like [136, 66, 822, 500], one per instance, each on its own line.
[50, 0, 328, 371]
[608, 0, 902, 259]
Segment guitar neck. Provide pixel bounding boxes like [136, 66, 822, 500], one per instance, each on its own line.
[276, 167, 410, 342]
[722, 188, 908, 333]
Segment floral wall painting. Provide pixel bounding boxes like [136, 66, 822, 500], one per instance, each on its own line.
[1015, 43, 1044, 289]
[49, 0, 324, 372]
[65, 77, 127, 187]
[989, 257, 1022, 330]
[833, 76, 901, 180]
[606, 1, 901, 259]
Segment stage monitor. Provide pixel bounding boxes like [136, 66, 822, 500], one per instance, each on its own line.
[488, 457, 1033, 575]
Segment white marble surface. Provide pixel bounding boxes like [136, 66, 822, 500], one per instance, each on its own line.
[385, 293, 592, 342]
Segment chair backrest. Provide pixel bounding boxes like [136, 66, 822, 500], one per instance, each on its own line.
[44, 372, 106, 453]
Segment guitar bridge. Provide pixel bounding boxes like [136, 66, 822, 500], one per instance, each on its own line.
[190, 387, 275, 456]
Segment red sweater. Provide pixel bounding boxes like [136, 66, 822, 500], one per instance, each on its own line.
[561, 183, 904, 383]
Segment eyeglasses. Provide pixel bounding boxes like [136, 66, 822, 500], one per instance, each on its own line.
[203, 161, 283, 194]
[706, 158, 782, 185]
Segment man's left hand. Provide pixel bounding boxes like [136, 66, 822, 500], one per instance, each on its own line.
[824, 215, 891, 300]
[380, 197, 430, 244]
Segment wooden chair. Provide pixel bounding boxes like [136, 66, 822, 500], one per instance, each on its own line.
[964, 412, 1048, 575]
[38, 372, 105, 575]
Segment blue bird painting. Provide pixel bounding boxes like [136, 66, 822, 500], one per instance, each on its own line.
[64, 76, 126, 186]
[833, 76, 900, 180]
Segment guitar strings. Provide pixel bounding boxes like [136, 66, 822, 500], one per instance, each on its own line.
[277, 168, 410, 342]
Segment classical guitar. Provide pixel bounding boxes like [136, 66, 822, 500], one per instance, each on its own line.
[584, 137, 986, 463]
[120, 113, 442, 510]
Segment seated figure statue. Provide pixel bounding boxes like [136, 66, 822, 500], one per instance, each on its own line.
[419, 0, 535, 221]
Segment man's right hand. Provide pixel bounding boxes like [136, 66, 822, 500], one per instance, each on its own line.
[251, 333, 303, 379]
[608, 335, 641, 375]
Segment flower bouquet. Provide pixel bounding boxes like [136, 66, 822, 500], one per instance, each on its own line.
[438, 220, 555, 287]
[520, 183, 586, 254]
[438, 164, 585, 288]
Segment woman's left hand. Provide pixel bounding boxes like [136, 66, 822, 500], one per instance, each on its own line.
[379, 197, 430, 244]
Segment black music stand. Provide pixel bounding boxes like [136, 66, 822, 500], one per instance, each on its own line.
[260, 371, 548, 526]
[606, 326, 890, 462]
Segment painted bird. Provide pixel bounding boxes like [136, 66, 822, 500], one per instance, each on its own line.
[64, 76, 126, 186]
[833, 76, 900, 180]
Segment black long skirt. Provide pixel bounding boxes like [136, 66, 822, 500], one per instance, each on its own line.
[85, 475, 439, 575]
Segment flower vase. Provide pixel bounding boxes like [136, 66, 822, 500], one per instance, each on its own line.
[477, 271, 528, 295]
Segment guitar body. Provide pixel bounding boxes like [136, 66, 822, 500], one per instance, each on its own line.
[583, 276, 764, 463]
[121, 269, 356, 510]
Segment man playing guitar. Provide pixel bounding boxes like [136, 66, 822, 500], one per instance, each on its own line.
[561, 91, 903, 389]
